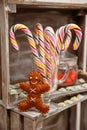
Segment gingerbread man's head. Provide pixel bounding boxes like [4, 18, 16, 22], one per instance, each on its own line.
[28, 71, 43, 85]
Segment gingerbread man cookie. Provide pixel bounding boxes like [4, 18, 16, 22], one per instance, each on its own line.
[18, 71, 50, 114]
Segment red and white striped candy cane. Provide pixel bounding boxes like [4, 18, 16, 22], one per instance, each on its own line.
[44, 26, 57, 86]
[9, 23, 47, 83]
[65, 23, 82, 50]
[34, 23, 47, 83]
[56, 23, 82, 54]
[56, 25, 72, 54]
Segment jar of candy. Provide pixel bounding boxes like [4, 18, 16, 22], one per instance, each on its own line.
[58, 51, 78, 87]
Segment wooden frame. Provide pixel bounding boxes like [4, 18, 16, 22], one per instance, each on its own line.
[7, 0, 87, 9]
[0, 0, 87, 130]
[0, 0, 10, 106]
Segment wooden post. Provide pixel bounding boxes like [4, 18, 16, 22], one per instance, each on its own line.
[76, 102, 81, 130]
[1, 0, 10, 106]
[0, 105, 9, 130]
[10, 111, 23, 130]
[83, 15, 87, 72]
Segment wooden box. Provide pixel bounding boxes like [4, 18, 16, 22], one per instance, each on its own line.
[0, 0, 87, 130]
[0, 97, 87, 130]
[0, 0, 87, 106]
[0, 103, 75, 130]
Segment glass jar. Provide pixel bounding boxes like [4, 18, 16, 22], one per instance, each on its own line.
[58, 51, 78, 87]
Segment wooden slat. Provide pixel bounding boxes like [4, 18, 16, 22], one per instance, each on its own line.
[24, 117, 34, 130]
[82, 15, 87, 72]
[68, 106, 76, 130]
[25, 0, 71, 3]
[10, 111, 23, 130]
[76, 102, 81, 130]
[81, 100, 87, 130]
[42, 110, 69, 130]
[0, 105, 9, 130]
[71, 0, 87, 4]
[8, 0, 23, 2]
[0, 1, 2, 99]
[1, 0, 10, 105]
[7, 1, 87, 9]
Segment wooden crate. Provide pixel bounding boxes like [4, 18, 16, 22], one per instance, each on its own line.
[0, 103, 76, 130]
[10, 108, 70, 130]
[0, 95, 87, 130]
[0, 0, 87, 106]
[1, 0, 87, 130]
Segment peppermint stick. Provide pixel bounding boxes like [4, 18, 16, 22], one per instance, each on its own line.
[65, 23, 82, 50]
[34, 23, 47, 82]
[9, 24, 47, 82]
[56, 25, 72, 54]
[56, 23, 82, 54]
[44, 26, 57, 86]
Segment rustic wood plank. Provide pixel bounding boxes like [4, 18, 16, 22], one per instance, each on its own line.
[71, 0, 87, 4]
[81, 100, 87, 130]
[24, 117, 34, 130]
[1, 0, 10, 105]
[10, 111, 23, 130]
[77, 16, 85, 71]
[66, 105, 76, 130]
[7, 1, 87, 9]
[42, 110, 69, 130]
[8, 0, 23, 3]
[0, 105, 9, 130]
[76, 102, 81, 130]
[25, 0, 71, 3]
[0, 1, 2, 99]
[82, 15, 87, 72]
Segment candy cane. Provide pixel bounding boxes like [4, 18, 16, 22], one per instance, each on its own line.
[44, 26, 57, 86]
[34, 23, 47, 82]
[44, 26, 57, 70]
[56, 23, 82, 54]
[44, 31, 52, 83]
[44, 26, 58, 90]
[9, 24, 47, 83]
[56, 25, 72, 54]
[65, 23, 82, 50]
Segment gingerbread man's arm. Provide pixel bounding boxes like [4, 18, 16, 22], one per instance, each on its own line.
[20, 82, 30, 92]
[37, 83, 50, 93]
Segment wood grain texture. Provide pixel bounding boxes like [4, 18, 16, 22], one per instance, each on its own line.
[7, 0, 87, 9]
[69, 106, 76, 130]
[42, 110, 69, 130]
[24, 117, 34, 130]
[8, 0, 24, 3]
[10, 111, 23, 130]
[0, 105, 9, 130]
[0, 0, 10, 105]
[0, 1, 2, 99]
[81, 100, 87, 130]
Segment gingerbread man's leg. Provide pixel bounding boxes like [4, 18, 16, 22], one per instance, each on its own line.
[36, 99, 49, 114]
[18, 97, 31, 111]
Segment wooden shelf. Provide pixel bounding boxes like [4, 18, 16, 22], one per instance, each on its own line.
[0, 0, 87, 129]
[7, 1, 87, 9]
[12, 94, 87, 120]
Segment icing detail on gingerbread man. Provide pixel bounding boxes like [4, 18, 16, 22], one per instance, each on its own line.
[30, 97, 36, 102]
[30, 88, 36, 93]
[18, 71, 50, 114]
